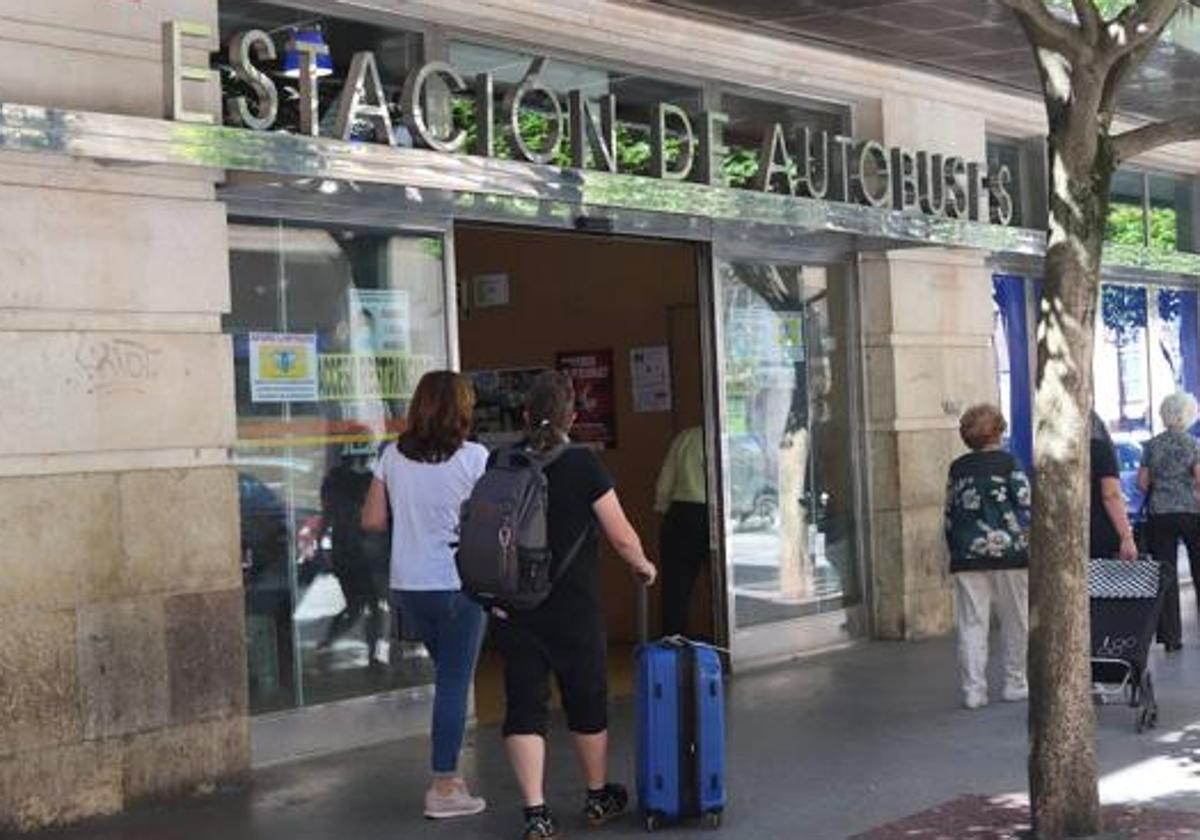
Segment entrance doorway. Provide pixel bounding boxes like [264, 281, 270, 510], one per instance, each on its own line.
[453, 224, 720, 722]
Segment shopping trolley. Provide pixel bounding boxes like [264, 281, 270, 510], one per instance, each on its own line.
[1088, 558, 1164, 732]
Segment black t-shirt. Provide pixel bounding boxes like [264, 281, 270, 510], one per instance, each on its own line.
[1090, 436, 1122, 559]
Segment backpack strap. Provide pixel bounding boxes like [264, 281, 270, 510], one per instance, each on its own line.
[531, 442, 593, 585]
[551, 521, 596, 586]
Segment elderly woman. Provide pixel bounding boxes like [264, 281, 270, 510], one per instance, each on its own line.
[1137, 391, 1200, 652]
[944, 404, 1031, 709]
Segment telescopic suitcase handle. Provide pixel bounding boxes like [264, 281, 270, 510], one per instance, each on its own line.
[638, 580, 649, 646]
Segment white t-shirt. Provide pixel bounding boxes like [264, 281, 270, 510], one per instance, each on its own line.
[373, 441, 488, 591]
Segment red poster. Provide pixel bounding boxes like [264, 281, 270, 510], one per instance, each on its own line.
[556, 349, 617, 448]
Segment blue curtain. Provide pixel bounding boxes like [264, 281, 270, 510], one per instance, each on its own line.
[1180, 290, 1200, 398]
[993, 274, 1033, 473]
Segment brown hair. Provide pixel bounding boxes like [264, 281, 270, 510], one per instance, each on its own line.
[397, 371, 475, 463]
[526, 370, 576, 452]
[959, 403, 1007, 451]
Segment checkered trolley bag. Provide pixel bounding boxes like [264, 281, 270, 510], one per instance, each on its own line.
[1088, 558, 1164, 732]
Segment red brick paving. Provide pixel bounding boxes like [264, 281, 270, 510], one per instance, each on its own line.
[850, 794, 1200, 839]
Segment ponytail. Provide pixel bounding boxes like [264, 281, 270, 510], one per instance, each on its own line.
[526, 371, 575, 452]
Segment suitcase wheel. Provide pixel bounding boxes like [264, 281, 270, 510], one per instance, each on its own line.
[645, 812, 662, 832]
[705, 810, 723, 829]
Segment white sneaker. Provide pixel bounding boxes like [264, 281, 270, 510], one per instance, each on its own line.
[424, 781, 486, 820]
[963, 691, 988, 710]
[1002, 685, 1029, 703]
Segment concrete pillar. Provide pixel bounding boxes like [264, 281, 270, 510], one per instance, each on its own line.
[863, 95, 999, 639]
[0, 1, 247, 831]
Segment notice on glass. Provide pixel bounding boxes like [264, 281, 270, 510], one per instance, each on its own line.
[348, 288, 410, 353]
[557, 349, 617, 448]
[630, 345, 672, 413]
[249, 332, 319, 403]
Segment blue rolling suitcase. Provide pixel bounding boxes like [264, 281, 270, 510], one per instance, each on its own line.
[635, 636, 727, 831]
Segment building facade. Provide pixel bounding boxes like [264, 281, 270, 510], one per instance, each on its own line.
[3, 0, 1200, 830]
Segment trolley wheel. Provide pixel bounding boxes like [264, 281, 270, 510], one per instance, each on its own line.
[705, 810, 723, 829]
[645, 813, 662, 832]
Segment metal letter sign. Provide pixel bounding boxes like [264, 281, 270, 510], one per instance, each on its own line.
[163, 21, 216, 124]
[228, 30, 278, 130]
[335, 51, 396, 144]
[166, 22, 1016, 226]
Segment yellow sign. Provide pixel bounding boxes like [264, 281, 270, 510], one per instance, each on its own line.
[258, 342, 312, 380]
[250, 332, 319, 402]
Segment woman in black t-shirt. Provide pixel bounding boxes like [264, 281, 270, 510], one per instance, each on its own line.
[493, 371, 657, 840]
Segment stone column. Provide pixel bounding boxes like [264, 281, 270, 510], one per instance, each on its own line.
[0, 1, 247, 831]
[862, 95, 1000, 639]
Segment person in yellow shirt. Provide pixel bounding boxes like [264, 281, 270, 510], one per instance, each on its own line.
[654, 426, 710, 637]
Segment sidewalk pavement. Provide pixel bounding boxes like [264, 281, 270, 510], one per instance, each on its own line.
[35, 606, 1200, 840]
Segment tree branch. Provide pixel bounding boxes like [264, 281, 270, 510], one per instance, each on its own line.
[1099, 38, 1156, 121]
[1001, 0, 1084, 57]
[1072, 0, 1102, 42]
[1113, 115, 1200, 160]
[1106, 0, 1183, 56]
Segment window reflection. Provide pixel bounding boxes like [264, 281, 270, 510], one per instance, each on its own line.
[1106, 168, 1195, 254]
[719, 260, 858, 628]
[225, 222, 447, 713]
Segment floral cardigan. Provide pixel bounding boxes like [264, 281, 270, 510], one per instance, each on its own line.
[944, 448, 1032, 573]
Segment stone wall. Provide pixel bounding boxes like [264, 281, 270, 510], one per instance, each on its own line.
[0, 1, 247, 831]
[861, 95, 1000, 639]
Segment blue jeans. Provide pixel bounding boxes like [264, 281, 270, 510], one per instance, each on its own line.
[393, 590, 486, 774]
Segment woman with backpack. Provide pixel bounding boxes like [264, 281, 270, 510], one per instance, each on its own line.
[361, 370, 489, 819]
[493, 370, 657, 840]
[943, 403, 1032, 710]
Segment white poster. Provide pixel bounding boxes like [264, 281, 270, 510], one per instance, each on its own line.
[348, 288, 410, 353]
[630, 345, 672, 413]
[249, 332, 319, 403]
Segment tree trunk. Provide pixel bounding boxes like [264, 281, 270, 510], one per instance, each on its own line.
[1028, 121, 1112, 837]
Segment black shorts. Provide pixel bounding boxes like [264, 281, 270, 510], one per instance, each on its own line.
[493, 612, 608, 737]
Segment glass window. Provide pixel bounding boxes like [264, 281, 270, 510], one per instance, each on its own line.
[718, 92, 849, 190]
[216, 1, 424, 141]
[1107, 169, 1147, 247]
[986, 137, 1045, 229]
[717, 259, 859, 628]
[1148, 172, 1192, 252]
[226, 221, 448, 714]
[1106, 168, 1197, 253]
[1095, 283, 1151, 435]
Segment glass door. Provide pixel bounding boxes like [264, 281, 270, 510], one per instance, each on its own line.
[713, 254, 863, 662]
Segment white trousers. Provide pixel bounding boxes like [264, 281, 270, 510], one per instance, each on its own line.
[954, 569, 1029, 702]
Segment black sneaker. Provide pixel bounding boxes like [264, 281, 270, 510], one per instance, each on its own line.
[584, 783, 629, 826]
[522, 806, 560, 839]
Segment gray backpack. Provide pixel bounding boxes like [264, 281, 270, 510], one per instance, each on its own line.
[456, 444, 591, 613]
